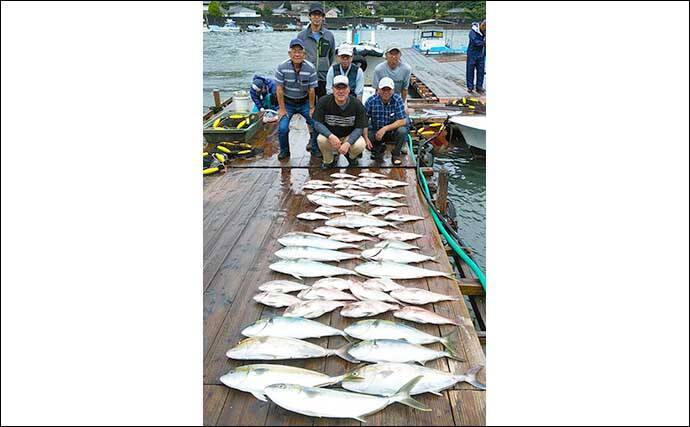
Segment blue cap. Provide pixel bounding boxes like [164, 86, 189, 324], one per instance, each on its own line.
[289, 38, 305, 49]
[252, 78, 265, 92]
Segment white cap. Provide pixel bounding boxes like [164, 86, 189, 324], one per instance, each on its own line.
[378, 77, 394, 89]
[337, 44, 354, 56]
[333, 75, 349, 87]
[385, 45, 401, 54]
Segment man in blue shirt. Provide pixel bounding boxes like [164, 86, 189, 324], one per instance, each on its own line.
[249, 74, 278, 111]
[363, 77, 409, 165]
[466, 20, 486, 94]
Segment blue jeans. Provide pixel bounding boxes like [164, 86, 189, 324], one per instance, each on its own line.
[278, 99, 315, 154]
[466, 55, 485, 90]
[369, 125, 409, 157]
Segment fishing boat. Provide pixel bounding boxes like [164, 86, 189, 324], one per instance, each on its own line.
[375, 23, 389, 31]
[247, 21, 274, 32]
[208, 18, 241, 33]
[412, 29, 467, 55]
[449, 115, 486, 150]
[347, 25, 384, 57]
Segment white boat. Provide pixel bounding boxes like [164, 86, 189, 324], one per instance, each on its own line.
[347, 25, 384, 57]
[247, 21, 274, 32]
[285, 23, 298, 30]
[376, 23, 389, 31]
[449, 115, 486, 150]
[208, 19, 241, 33]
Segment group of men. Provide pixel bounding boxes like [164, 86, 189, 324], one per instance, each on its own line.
[247, 3, 485, 168]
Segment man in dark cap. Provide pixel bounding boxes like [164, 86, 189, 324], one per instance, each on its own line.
[249, 74, 278, 111]
[466, 19, 486, 94]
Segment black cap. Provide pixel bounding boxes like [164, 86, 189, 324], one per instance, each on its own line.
[309, 3, 325, 15]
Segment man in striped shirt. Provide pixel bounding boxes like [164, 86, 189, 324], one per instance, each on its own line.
[275, 38, 318, 160]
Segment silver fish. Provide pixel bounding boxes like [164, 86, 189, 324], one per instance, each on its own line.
[384, 213, 425, 222]
[390, 288, 459, 305]
[376, 231, 424, 242]
[283, 300, 345, 319]
[361, 247, 437, 264]
[311, 191, 341, 198]
[307, 194, 359, 207]
[242, 316, 349, 341]
[344, 319, 459, 350]
[282, 231, 325, 239]
[330, 173, 358, 179]
[374, 240, 420, 250]
[305, 180, 333, 186]
[331, 178, 358, 185]
[278, 234, 360, 250]
[252, 292, 302, 308]
[375, 192, 407, 199]
[340, 300, 400, 318]
[297, 212, 330, 221]
[303, 184, 332, 190]
[351, 195, 379, 202]
[335, 189, 372, 198]
[313, 226, 349, 236]
[369, 198, 407, 207]
[358, 172, 388, 179]
[275, 246, 360, 262]
[270, 259, 360, 280]
[358, 182, 389, 189]
[226, 336, 358, 363]
[315, 206, 346, 215]
[220, 364, 344, 402]
[264, 376, 429, 422]
[325, 216, 397, 229]
[393, 306, 460, 325]
[329, 233, 375, 243]
[297, 287, 358, 301]
[311, 277, 359, 291]
[362, 277, 405, 292]
[347, 339, 463, 365]
[258, 280, 311, 293]
[378, 179, 408, 188]
[355, 261, 454, 280]
[348, 283, 401, 304]
[358, 226, 389, 236]
[368, 206, 398, 216]
[341, 363, 485, 397]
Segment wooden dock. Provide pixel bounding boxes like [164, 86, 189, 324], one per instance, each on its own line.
[401, 48, 478, 101]
[203, 118, 486, 426]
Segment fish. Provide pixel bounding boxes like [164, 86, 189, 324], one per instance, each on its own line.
[358, 182, 389, 189]
[282, 231, 325, 239]
[354, 261, 455, 280]
[278, 234, 361, 250]
[341, 363, 485, 397]
[376, 231, 424, 242]
[313, 226, 349, 236]
[358, 226, 389, 236]
[305, 180, 332, 186]
[346, 339, 464, 365]
[389, 288, 459, 304]
[270, 259, 361, 280]
[331, 178, 358, 185]
[362, 277, 405, 292]
[311, 277, 359, 291]
[344, 320, 460, 351]
[297, 212, 330, 221]
[263, 376, 429, 422]
[368, 206, 398, 216]
[330, 173, 358, 179]
[361, 247, 437, 264]
[348, 283, 402, 304]
[342, 211, 378, 218]
[220, 364, 345, 402]
[315, 206, 346, 215]
[369, 198, 407, 207]
[334, 183, 364, 190]
[303, 184, 332, 190]
[325, 216, 397, 230]
[297, 287, 359, 301]
[351, 195, 379, 202]
[252, 292, 303, 308]
[340, 300, 400, 318]
[258, 280, 311, 293]
[329, 233, 375, 243]
[307, 194, 359, 207]
[393, 306, 460, 325]
[359, 172, 388, 179]
[241, 316, 350, 341]
[378, 179, 408, 188]
[283, 300, 345, 319]
[384, 213, 425, 222]
[374, 240, 420, 250]
[375, 192, 407, 199]
[335, 189, 372, 198]
[226, 336, 358, 363]
[311, 191, 341, 198]
[275, 246, 360, 263]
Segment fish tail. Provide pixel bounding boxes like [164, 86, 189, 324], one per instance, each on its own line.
[389, 376, 431, 412]
[456, 365, 486, 390]
[443, 340, 466, 362]
[331, 342, 360, 363]
[439, 328, 462, 355]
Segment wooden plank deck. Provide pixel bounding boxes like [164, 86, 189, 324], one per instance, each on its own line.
[401, 48, 476, 100]
[203, 120, 486, 426]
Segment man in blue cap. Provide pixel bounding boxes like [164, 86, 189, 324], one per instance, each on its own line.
[249, 74, 278, 112]
[466, 19, 486, 94]
[274, 38, 318, 160]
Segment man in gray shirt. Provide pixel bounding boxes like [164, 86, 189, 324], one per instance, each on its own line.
[372, 45, 412, 103]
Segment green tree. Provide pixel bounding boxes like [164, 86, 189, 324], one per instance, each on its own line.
[208, 1, 223, 17]
[260, 6, 272, 17]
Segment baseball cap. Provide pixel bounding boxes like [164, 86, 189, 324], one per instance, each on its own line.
[333, 75, 349, 87]
[309, 3, 325, 14]
[289, 38, 305, 49]
[385, 45, 402, 54]
[337, 44, 354, 57]
[378, 77, 394, 89]
[251, 78, 265, 92]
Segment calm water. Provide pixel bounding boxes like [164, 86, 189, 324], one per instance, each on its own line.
[203, 29, 485, 273]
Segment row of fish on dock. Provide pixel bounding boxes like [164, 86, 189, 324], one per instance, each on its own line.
[220, 171, 485, 422]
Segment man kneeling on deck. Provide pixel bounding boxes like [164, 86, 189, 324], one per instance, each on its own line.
[363, 77, 409, 165]
[313, 75, 368, 169]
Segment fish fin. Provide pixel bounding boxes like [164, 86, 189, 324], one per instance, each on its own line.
[458, 365, 486, 390]
[429, 256, 440, 263]
[439, 328, 461, 355]
[341, 332, 353, 343]
[443, 343, 466, 362]
[332, 342, 360, 363]
[313, 374, 345, 387]
[250, 391, 268, 402]
[355, 416, 367, 423]
[444, 273, 459, 282]
[291, 273, 303, 281]
[389, 221, 402, 230]
[428, 390, 443, 396]
[389, 376, 431, 412]
[415, 360, 426, 366]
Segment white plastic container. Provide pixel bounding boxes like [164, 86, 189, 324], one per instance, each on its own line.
[232, 90, 252, 112]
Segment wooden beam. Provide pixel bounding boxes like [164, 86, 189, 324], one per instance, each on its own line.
[213, 89, 222, 108]
[458, 278, 484, 296]
[437, 167, 448, 215]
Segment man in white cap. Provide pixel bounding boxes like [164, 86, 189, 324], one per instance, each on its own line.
[325, 44, 364, 100]
[313, 74, 368, 168]
[363, 76, 409, 165]
[372, 44, 412, 103]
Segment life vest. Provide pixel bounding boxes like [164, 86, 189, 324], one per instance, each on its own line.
[331, 63, 360, 96]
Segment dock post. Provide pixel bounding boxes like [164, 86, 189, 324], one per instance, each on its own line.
[213, 89, 221, 109]
[437, 167, 449, 215]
